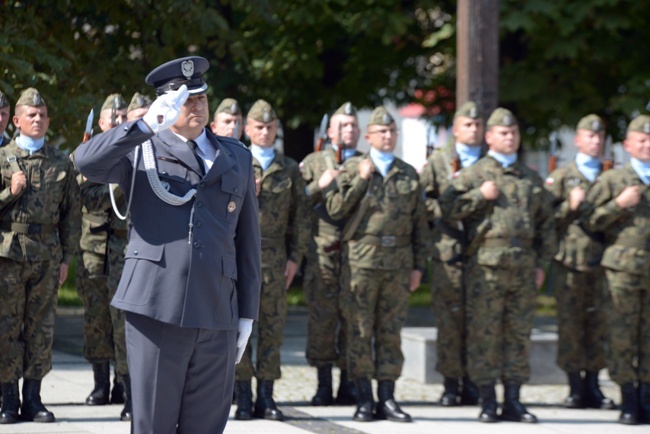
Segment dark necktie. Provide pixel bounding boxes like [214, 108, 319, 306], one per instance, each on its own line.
[187, 140, 205, 176]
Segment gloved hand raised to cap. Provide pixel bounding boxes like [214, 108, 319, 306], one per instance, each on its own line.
[142, 85, 189, 134]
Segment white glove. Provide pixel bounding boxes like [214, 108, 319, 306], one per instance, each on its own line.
[142, 85, 189, 134]
[235, 318, 254, 364]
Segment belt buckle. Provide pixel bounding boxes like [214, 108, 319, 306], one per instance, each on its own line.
[381, 235, 396, 247]
[510, 237, 523, 248]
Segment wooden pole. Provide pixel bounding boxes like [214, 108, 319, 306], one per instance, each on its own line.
[456, 0, 500, 118]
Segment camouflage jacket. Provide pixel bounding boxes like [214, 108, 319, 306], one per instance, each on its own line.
[254, 153, 310, 265]
[78, 178, 111, 255]
[545, 162, 604, 271]
[581, 163, 650, 276]
[420, 144, 478, 262]
[439, 155, 556, 268]
[300, 148, 361, 243]
[0, 139, 81, 263]
[325, 154, 429, 271]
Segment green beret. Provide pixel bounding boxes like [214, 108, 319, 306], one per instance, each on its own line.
[454, 101, 481, 119]
[333, 101, 357, 117]
[576, 114, 604, 132]
[628, 115, 650, 135]
[215, 98, 242, 116]
[101, 94, 127, 112]
[0, 91, 8, 108]
[486, 107, 517, 127]
[16, 88, 46, 107]
[368, 106, 395, 126]
[127, 92, 152, 113]
[247, 99, 276, 123]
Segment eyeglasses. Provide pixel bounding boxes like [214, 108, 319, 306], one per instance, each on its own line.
[367, 127, 398, 135]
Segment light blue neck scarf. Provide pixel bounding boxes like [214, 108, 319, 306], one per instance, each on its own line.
[631, 157, 650, 185]
[455, 142, 481, 168]
[16, 135, 45, 155]
[251, 144, 275, 171]
[488, 150, 517, 168]
[370, 147, 394, 177]
[575, 152, 601, 182]
[332, 144, 356, 161]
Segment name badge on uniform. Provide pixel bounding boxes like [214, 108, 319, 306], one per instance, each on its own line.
[228, 200, 236, 213]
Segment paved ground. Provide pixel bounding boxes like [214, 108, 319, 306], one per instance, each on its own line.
[0, 306, 640, 433]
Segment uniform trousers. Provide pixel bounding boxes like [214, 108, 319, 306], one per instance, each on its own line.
[0, 258, 58, 381]
[125, 311, 236, 434]
[341, 265, 410, 381]
[604, 269, 650, 384]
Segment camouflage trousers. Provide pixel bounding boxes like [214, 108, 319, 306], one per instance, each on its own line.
[553, 263, 607, 373]
[604, 269, 650, 384]
[303, 248, 347, 369]
[236, 262, 287, 381]
[430, 259, 467, 378]
[106, 247, 128, 377]
[0, 258, 59, 382]
[341, 265, 410, 382]
[465, 258, 536, 386]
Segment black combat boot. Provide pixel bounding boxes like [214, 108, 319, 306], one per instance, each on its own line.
[120, 375, 132, 421]
[86, 362, 110, 405]
[639, 382, 650, 424]
[583, 370, 615, 409]
[335, 369, 356, 405]
[618, 382, 639, 425]
[234, 381, 253, 420]
[254, 380, 283, 421]
[564, 372, 584, 408]
[440, 377, 459, 406]
[501, 381, 537, 423]
[352, 378, 374, 422]
[311, 366, 334, 406]
[460, 376, 480, 406]
[111, 372, 125, 404]
[0, 381, 20, 424]
[376, 380, 412, 422]
[477, 383, 498, 423]
[20, 379, 55, 422]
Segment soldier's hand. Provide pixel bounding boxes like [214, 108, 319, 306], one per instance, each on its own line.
[479, 180, 499, 200]
[255, 177, 262, 197]
[284, 260, 299, 289]
[569, 186, 586, 211]
[142, 84, 189, 134]
[409, 269, 423, 292]
[59, 263, 69, 288]
[10, 171, 27, 195]
[615, 185, 642, 209]
[318, 169, 340, 190]
[358, 159, 374, 180]
[535, 267, 545, 290]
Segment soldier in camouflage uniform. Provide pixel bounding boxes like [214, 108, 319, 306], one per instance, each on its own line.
[545, 114, 614, 410]
[581, 114, 650, 425]
[325, 107, 428, 423]
[419, 101, 483, 407]
[126, 92, 151, 122]
[0, 88, 81, 424]
[75, 94, 128, 411]
[0, 91, 9, 147]
[234, 99, 310, 422]
[439, 108, 556, 424]
[300, 102, 361, 406]
[210, 98, 243, 140]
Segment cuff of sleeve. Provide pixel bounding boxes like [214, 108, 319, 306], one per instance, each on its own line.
[306, 181, 320, 197]
[349, 175, 369, 194]
[469, 187, 487, 208]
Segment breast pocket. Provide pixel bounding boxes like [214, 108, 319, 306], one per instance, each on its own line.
[220, 175, 244, 223]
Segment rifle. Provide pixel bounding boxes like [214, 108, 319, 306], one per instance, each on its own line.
[336, 122, 343, 164]
[548, 131, 559, 173]
[315, 113, 328, 152]
[602, 134, 614, 171]
[426, 123, 435, 158]
[82, 109, 94, 143]
[233, 119, 241, 140]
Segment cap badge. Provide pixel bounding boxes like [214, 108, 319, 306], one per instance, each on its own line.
[469, 107, 477, 118]
[181, 60, 194, 79]
[231, 102, 238, 114]
[503, 114, 512, 125]
[382, 113, 391, 124]
[592, 120, 601, 131]
[33, 92, 41, 106]
[644, 123, 650, 134]
[137, 95, 145, 106]
[344, 102, 353, 115]
[262, 111, 271, 123]
[228, 200, 237, 213]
